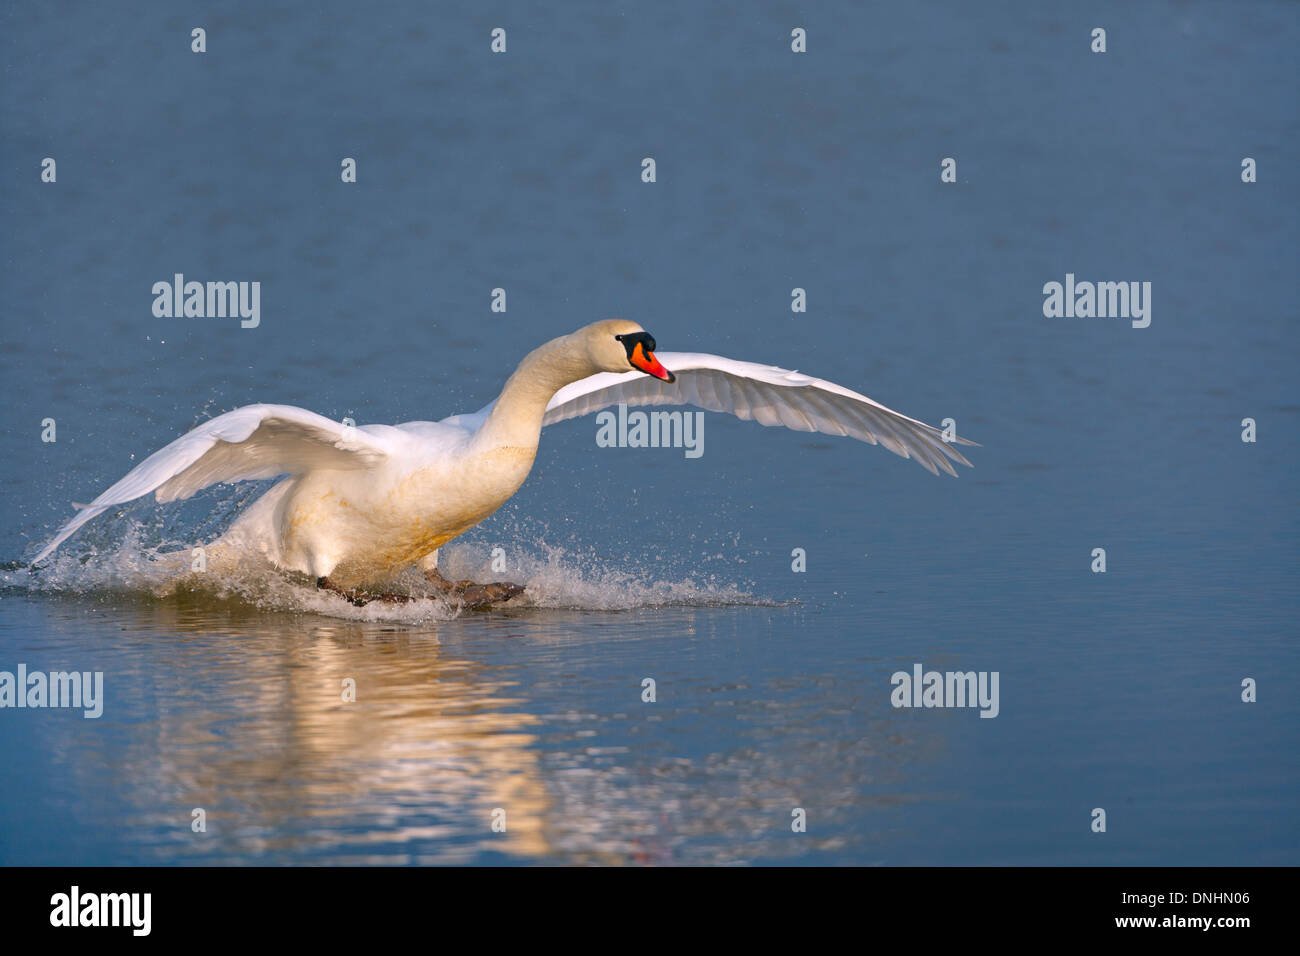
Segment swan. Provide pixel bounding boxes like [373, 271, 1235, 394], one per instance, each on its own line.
[32, 319, 976, 607]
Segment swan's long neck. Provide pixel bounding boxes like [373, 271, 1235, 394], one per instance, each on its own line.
[472, 333, 595, 451]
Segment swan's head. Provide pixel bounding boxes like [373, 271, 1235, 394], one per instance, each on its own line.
[579, 319, 676, 383]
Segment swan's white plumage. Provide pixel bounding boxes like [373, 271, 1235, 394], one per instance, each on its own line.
[32, 404, 400, 564]
[541, 353, 975, 476]
[32, 323, 976, 578]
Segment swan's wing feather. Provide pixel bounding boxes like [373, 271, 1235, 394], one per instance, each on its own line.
[543, 352, 976, 475]
[33, 403, 394, 563]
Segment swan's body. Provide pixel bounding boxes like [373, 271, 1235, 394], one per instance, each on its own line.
[216, 412, 538, 585]
[33, 320, 976, 591]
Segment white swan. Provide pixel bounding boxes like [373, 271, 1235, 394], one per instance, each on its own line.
[32, 320, 976, 605]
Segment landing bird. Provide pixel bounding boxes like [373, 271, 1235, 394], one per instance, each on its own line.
[33, 320, 976, 607]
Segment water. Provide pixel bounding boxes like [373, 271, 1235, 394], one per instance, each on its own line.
[1, 0, 1296, 865]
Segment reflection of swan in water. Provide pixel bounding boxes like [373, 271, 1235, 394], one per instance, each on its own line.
[26, 595, 952, 864]
[33, 320, 976, 607]
[56, 596, 552, 863]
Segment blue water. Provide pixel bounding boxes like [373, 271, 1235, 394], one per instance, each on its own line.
[0, 1, 1296, 865]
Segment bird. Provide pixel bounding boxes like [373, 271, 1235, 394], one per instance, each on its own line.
[32, 319, 976, 607]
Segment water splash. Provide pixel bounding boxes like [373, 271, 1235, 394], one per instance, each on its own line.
[7, 494, 777, 621]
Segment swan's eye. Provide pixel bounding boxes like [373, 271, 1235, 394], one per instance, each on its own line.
[616, 332, 656, 359]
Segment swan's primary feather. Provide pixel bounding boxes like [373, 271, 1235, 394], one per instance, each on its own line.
[543, 352, 976, 475]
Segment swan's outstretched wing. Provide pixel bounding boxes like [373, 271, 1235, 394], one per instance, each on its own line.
[33, 403, 395, 563]
[543, 352, 977, 476]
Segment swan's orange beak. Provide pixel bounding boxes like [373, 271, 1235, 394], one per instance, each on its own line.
[630, 342, 675, 383]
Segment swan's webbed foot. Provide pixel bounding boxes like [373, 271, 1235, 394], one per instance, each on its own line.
[424, 567, 526, 609]
[316, 576, 413, 607]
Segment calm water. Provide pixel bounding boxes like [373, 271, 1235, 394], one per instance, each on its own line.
[1, 1, 1296, 865]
